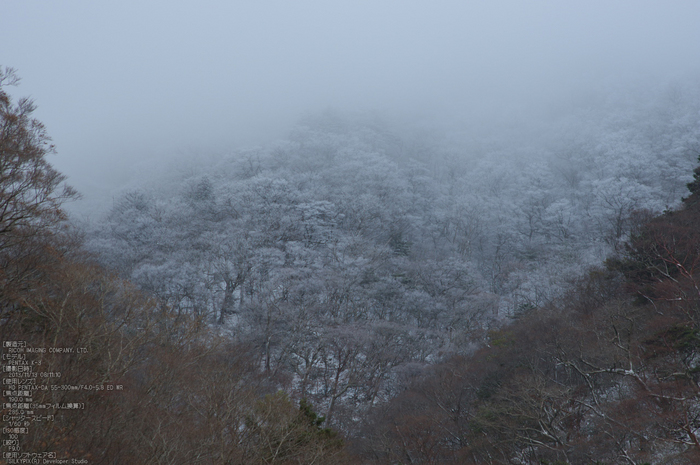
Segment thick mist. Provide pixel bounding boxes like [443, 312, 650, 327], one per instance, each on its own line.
[3, 0, 700, 211]
[5, 4, 700, 459]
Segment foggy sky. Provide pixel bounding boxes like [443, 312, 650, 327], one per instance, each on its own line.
[3, 0, 700, 209]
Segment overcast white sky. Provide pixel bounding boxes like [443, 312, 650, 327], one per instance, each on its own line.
[2, 1, 700, 208]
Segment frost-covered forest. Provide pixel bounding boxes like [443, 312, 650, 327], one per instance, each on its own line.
[4, 58, 700, 463]
[83, 80, 700, 436]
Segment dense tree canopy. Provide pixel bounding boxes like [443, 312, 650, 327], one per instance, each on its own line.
[4, 66, 700, 463]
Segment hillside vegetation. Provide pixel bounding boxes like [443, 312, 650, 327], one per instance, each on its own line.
[3, 67, 700, 463]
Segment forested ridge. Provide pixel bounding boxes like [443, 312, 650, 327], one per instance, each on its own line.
[3, 66, 700, 463]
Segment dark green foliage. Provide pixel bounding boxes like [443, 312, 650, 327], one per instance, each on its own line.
[298, 398, 343, 447]
[652, 325, 700, 352]
[244, 392, 349, 464]
[476, 372, 502, 400]
[688, 166, 700, 195]
[487, 329, 515, 348]
[686, 152, 700, 197]
[513, 301, 537, 318]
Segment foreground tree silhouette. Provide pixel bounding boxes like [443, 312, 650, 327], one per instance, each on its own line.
[0, 67, 76, 248]
[0, 66, 78, 306]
